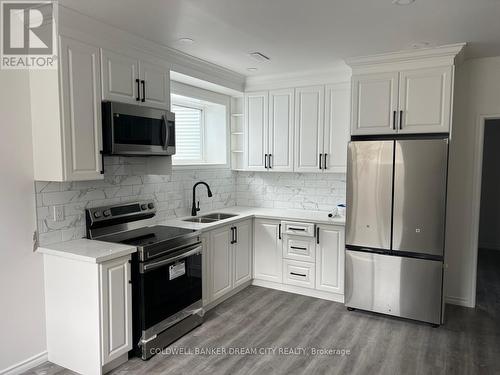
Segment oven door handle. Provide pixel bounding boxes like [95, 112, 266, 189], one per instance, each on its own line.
[142, 245, 202, 272]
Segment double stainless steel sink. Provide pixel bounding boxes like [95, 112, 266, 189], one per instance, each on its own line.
[183, 213, 237, 223]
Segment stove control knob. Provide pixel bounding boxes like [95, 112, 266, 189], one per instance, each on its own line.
[141, 204, 147, 210]
[148, 203, 155, 210]
[93, 211, 101, 219]
[103, 210, 111, 217]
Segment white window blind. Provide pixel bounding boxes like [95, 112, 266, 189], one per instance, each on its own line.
[172, 104, 203, 162]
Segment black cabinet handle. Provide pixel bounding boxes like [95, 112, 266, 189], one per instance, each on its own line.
[399, 110, 403, 130]
[319, 153, 323, 170]
[393, 110, 397, 130]
[135, 79, 140, 101]
[100, 150, 104, 174]
[316, 227, 320, 244]
[278, 224, 282, 240]
[291, 246, 308, 251]
[289, 227, 306, 231]
[268, 154, 272, 169]
[264, 154, 268, 169]
[323, 153, 328, 170]
[230, 227, 235, 244]
[290, 272, 307, 278]
[141, 80, 146, 102]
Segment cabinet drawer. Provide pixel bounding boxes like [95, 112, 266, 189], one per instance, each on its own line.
[283, 237, 315, 262]
[283, 259, 315, 289]
[281, 221, 315, 237]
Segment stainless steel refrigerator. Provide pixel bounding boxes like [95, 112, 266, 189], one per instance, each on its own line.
[345, 138, 448, 325]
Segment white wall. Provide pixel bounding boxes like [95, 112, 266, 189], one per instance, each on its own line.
[446, 56, 500, 307]
[0, 71, 46, 372]
[478, 120, 500, 250]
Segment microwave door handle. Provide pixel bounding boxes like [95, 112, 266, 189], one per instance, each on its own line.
[161, 115, 168, 149]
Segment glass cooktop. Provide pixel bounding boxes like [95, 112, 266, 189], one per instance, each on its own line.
[99, 225, 197, 247]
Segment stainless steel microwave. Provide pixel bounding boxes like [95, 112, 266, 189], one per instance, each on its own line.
[102, 101, 175, 156]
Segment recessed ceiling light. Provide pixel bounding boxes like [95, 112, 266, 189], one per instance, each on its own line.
[247, 67, 258, 72]
[177, 38, 194, 44]
[392, 0, 415, 5]
[249, 52, 271, 62]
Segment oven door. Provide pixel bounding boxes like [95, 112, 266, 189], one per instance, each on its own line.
[138, 243, 202, 338]
[102, 101, 175, 156]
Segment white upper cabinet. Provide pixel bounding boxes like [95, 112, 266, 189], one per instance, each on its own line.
[294, 85, 325, 172]
[101, 49, 170, 110]
[269, 89, 294, 172]
[101, 49, 139, 104]
[30, 36, 104, 181]
[398, 66, 452, 134]
[324, 82, 351, 173]
[139, 60, 170, 109]
[351, 72, 399, 135]
[348, 44, 464, 136]
[245, 92, 268, 171]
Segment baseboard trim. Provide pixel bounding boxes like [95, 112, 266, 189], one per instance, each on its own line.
[445, 295, 473, 308]
[0, 351, 48, 375]
[252, 279, 345, 303]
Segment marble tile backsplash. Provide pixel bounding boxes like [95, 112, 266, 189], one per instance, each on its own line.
[35, 157, 236, 246]
[235, 172, 346, 212]
[35, 158, 347, 246]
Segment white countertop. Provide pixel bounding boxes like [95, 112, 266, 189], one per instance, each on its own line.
[37, 206, 345, 263]
[158, 206, 345, 231]
[37, 238, 136, 263]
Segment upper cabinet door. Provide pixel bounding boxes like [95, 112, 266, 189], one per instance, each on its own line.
[101, 49, 139, 104]
[139, 61, 170, 110]
[59, 37, 103, 181]
[324, 82, 351, 173]
[294, 85, 325, 172]
[351, 72, 399, 135]
[268, 89, 294, 172]
[398, 66, 452, 134]
[245, 92, 268, 171]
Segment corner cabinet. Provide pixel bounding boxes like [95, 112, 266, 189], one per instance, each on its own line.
[348, 44, 464, 136]
[207, 220, 253, 304]
[30, 36, 104, 181]
[43, 253, 133, 375]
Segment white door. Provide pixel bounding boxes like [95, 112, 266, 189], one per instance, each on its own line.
[268, 88, 294, 172]
[398, 66, 452, 134]
[254, 219, 282, 283]
[101, 49, 139, 104]
[294, 85, 325, 172]
[351, 72, 399, 135]
[139, 60, 170, 109]
[100, 256, 132, 365]
[210, 226, 233, 301]
[315, 225, 345, 295]
[324, 82, 350, 173]
[59, 37, 103, 181]
[233, 220, 252, 288]
[245, 92, 268, 171]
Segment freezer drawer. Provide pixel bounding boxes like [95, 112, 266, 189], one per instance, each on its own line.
[345, 250, 443, 324]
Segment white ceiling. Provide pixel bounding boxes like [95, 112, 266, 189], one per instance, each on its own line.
[60, 0, 500, 76]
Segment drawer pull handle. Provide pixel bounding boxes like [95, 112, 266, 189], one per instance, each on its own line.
[290, 246, 307, 251]
[290, 272, 307, 277]
[289, 227, 306, 231]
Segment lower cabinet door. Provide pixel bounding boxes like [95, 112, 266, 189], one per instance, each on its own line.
[283, 259, 315, 289]
[253, 219, 283, 283]
[209, 226, 233, 301]
[100, 256, 132, 365]
[233, 220, 252, 288]
[315, 225, 345, 294]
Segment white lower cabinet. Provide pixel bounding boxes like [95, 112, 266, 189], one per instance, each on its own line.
[315, 225, 345, 295]
[207, 220, 253, 304]
[43, 253, 132, 375]
[283, 259, 315, 289]
[253, 219, 283, 283]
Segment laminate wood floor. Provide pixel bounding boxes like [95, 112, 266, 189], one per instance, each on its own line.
[26, 251, 500, 375]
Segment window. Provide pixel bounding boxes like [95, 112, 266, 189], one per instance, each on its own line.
[171, 92, 228, 166]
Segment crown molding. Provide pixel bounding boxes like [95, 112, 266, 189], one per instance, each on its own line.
[57, 5, 245, 92]
[346, 43, 467, 68]
[245, 63, 351, 92]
